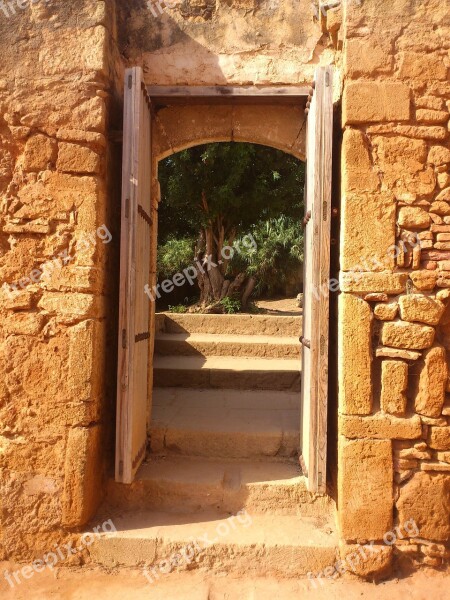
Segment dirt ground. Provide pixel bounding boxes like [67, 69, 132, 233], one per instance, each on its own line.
[1, 564, 448, 600]
[254, 297, 301, 315]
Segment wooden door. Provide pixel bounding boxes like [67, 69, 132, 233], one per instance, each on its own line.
[116, 67, 153, 484]
[300, 66, 333, 494]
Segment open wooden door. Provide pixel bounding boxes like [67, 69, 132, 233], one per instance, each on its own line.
[116, 67, 153, 484]
[300, 66, 333, 493]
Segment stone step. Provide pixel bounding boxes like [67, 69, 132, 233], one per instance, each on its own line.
[153, 356, 302, 391]
[106, 456, 333, 517]
[154, 332, 301, 359]
[150, 388, 299, 458]
[88, 511, 338, 578]
[157, 312, 302, 337]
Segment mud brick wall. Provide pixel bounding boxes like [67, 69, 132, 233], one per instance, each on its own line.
[0, 0, 122, 560]
[338, 0, 450, 574]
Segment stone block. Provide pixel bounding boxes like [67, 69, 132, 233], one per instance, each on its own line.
[339, 438, 393, 541]
[396, 472, 450, 541]
[374, 302, 398, 321]
[409, 270, 438, 291]
[23, 134, 57, 171]
[414, 345, 447, 417]
[398, 52, 448, 81]
[380, 321, 435, 350]
[340, 413, 422, 440]
[340, 272, 408, 294]
[342, 129, 379, 193]
[375, 347, 421, 361]
[338, 295, 373, 415]
[4, 313, 45, 336]
[399, 295, 445, 326]
[430, 202, 450, 216]
[344, 38, 393, 78]
[339, 542, 393, 579]
[398, 207, 431, 230]
[381, 360, 408, 415]
[38, 292, 104, 322]
[429, 426, 450, 450]
[343, 82, 411, 125]
[428, 146, 450, 166]
[416, 109, 449, 124]
[62, 425, 104, 527]
[57, 142, 101, 174]
[341, 192, 396, 271]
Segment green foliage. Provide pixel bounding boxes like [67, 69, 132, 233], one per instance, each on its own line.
[220, 296, 242, 314]
[232, 216, 303, 297]
[168, 304, 188, 313]
[158, 142, 304, 245]
[157, 237, 194, 279]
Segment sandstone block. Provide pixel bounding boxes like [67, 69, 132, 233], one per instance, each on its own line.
[436, 188, 450, 202]
[2, 290, 33, 311]
[416, 109, 449, 124]
[430, 201, 450, 216]
[340, 413, 422, 440]
[57, 142, 101, 174]
[344, 37, 393, 78]
[429, 426, 450, 451]
[398, 52, 448, 81]
[62, 425, 103, 527]
[72, 97, 106, 132]
[380, 321, 435, 350]
[399, 295, 445, 326]
[4, 313, 45, 336]
[339, 438, 393, 541]
[23, 135, 57, 171]
[374, 302, 398, 321]
[339, 542, 393, 579]
[375, 347, 421, 361]
[340, 272, 408, 294]
[367, 124, 447, 141]
[438, 173, 450, 189]
[343, 82, 410, 125]
[428, 146, 450, 166]
[414, 346, 448, 418]
[341, 192, 395, 271]
[338, 295, 373, 415]
[342, 129, 378, 193]
[38, 292, 104, 322]
[417, 96, 445, 111]
[410, 270, 438, 291]
[396, 472, 450, 541]
[398, 207, 431, 229]
[381, 360, 408, 415]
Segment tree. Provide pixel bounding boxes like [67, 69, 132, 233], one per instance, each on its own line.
[158, 142, 304, 308]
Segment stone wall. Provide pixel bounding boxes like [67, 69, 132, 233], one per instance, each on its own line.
[0, 0, 122, 559]
[338, 0, 450, 573]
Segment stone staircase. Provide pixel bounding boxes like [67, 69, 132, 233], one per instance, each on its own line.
[90, 313, 338, 578]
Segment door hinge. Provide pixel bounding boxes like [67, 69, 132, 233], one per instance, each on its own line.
[122, 329, 127, 349]
[318, 471, 323, 487]
[325, 71, 330, 87]
[300, 336, 311, 349]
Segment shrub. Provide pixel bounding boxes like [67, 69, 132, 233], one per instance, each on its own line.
[157, 237, 195, 280]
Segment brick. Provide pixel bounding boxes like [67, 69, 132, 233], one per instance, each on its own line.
[340, 413, 422, 440]
[343, 81, 410, 125]
[437, 233, 450, 241]
[380, 321, 435, 350]
[414, 346, 448, 418]
[339, 438, 393, 541]
[381, 360, 408, 415]
[338, 295, 373, 415]
[398, 295, 445, 326]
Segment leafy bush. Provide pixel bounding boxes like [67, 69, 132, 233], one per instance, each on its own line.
[220, 296, 242, 314]
[232, 216, 303, 297]
[168, 304, 188, 313]
[157, 237, 195, 280]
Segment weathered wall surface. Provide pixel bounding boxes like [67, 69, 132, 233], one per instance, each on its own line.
[0, 0, 123, 559]
[339, 0, 450, 573]
[117, 0, 334, 85]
